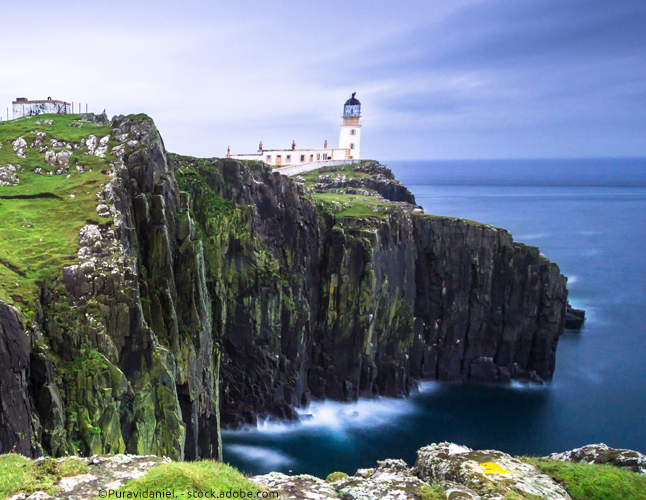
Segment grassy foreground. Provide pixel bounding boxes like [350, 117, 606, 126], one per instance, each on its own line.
[112, 460, 262, 499]
[522, 457, 646, 500]
[3, 453, 646, 499]
[0, 453, 88, 498]
[0, 455, 260, 500]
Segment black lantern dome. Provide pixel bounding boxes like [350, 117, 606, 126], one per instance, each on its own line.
[343, 92, 361, 118]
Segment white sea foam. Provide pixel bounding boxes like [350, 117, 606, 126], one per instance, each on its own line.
[509, 380, 551, 391]
[415, 380, 441, 394]
[516, 233, 549, 241]
[224, 396, 418, 437]
[224, 444, 295, 468]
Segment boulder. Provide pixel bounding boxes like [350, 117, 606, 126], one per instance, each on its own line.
[565, 305, 585, 329]
[250, 472, 339, 499]
[546, 443, 646, 475]
[415, 442, 572, 500]
[332, 458, 432, 500]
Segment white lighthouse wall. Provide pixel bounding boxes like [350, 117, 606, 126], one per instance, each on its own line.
[339, 125, 361, 159]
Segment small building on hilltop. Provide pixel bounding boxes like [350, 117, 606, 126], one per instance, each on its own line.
[12, 97, 71, 119]
[228, 93, 363, 167]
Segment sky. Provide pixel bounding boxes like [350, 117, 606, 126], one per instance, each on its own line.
[1, 0, 644, 160]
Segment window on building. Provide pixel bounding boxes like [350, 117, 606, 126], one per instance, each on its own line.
[310, 155, 314, 161]
[350, 129, 356, 135]
[323, 153, 328, 160]
[316, 153, 320, 160]
[300, 155, 305, 162]
[266, 155, 271, 162]
[350, 143, 355, 149]
[286, 155, 291, 163]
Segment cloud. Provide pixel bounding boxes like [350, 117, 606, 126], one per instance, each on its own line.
[1, 0, 644, 159]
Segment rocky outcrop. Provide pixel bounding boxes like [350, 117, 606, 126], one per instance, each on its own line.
[411, 217, 567, 383]
[0, 302, 38, 457]
[6, 442, 646, 500]
[565, 305, 585, 329]
[7, 454, 170, 500]
[415, 442, 572, 500]
[311, 162, 417, 204]
[547, 443, 646, 475]
[251, 459, 434, 500]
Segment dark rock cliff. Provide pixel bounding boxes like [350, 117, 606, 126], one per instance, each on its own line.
[0, 115, 569, 458]
[0, 302, 38, 457]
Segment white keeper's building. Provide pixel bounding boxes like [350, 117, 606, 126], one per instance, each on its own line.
[227, 93, 363, 167]
[12, 97, 71, 118]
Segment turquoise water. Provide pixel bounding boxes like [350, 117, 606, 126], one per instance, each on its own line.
[222, 159, 646, 478]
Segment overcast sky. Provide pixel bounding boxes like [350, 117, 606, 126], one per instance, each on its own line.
[1, 0, 644, 159]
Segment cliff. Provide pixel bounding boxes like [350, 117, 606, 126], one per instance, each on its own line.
[0, 114, 568, 459]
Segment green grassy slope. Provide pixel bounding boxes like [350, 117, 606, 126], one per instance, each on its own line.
[114, 460, 262, 499]
[293, 162, 396, 219]
[0, 454, 88, 499]
[522, 457, 646, 500]
[0, 113, 114, 315]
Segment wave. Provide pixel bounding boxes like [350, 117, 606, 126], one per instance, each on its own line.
[223, 397, 418, 437]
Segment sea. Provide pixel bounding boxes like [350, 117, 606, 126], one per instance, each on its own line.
[222, 158, 646, 478]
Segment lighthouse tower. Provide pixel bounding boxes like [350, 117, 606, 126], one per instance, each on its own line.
[338, 92, 361, 159]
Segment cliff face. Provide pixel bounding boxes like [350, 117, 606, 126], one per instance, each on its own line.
[0, 115, 568, 459]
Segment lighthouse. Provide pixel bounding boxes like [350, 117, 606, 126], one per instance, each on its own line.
[228, 92, 363, 166]
[338, 92, 361, 160]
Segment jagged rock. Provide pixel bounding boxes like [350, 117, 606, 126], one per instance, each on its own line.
[31, 131, 46, 148]
[546, 443, 646, 475]
[332, 459, 431, 500]
[79, 113, 109, 125]
[13, 137, 27, 157]
[176, 212, 195, 240]
[0, 302, 38, 457]
[96, 204, 111, 217]
[469, 357, 501, 382]
[95, 136, 110, 157]
[250, 472, 339, 499]
[565, 305, 585, 329]
[44, 150, 71, 168]
[57, 150, 71, 167]
[79, 224, 102, 247]
[415, 442, 572, 500]
[86, 134, 97, 154]
[0, 165, 19, 186]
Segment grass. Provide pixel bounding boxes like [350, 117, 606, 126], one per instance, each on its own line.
[325, 471, 348, 482]
[112, 460, 262, 499]
[521, 457, 646, 500]
[418, 483, 446, 500]
[296, 161, 372, 187]
[0, 113, 114, 313]
[312, 192, 395, 219]
[0, 453, 88, 499]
